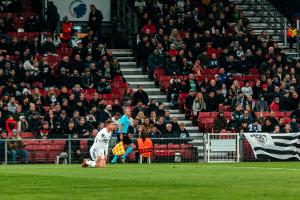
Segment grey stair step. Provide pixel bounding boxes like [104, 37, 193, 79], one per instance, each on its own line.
[186, 127, 200, 131]
[119, 61, 136, 66]
[128, 81, 154, 85]
[178, 120, 192, 125]
[169, 109, 180, 114]
[188, 132, 203, 137]
[123, 75, 148, 79]
[116, 56, 135, 60]
[148, 95, 167, 101]
[121, 68, 142, 72]
[139, 88, 161, 92]
[122, 71, 144, 75]
[169, 114, 186, 118]
[111, 52, 133, 56]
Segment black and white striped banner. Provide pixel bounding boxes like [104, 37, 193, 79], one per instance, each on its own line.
[243, 133, 300, 160]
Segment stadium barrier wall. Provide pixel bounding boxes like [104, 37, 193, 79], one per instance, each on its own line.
[0, 137, 198, 164]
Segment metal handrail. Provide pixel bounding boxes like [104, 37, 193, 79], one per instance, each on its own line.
[116, 0, 139, 35]
[243, 0, 288, 46]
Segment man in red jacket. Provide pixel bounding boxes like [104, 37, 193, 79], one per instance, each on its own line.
[5, 115, 17, 137]
[269, 97, 280, 112]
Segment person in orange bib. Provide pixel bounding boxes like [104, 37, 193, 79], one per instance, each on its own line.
[136, 132, 153, 163]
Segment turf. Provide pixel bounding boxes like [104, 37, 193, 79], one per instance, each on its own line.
[1, 163, 300, 200]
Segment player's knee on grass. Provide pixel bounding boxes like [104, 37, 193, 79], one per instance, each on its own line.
[96, 156, 106, 168]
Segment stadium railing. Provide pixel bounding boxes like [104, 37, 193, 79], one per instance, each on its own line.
[0, 137, 198, 164]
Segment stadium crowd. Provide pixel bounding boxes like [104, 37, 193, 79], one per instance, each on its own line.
[133, 0, 300, 134]
[0, 1, 191, 146]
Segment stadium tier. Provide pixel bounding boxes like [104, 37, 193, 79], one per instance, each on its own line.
[0, 0, 300, 165]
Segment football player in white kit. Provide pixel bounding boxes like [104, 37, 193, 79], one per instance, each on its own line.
[82, 120, 115, 168]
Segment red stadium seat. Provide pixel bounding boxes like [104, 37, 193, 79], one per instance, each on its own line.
[198, 112, 211, 119]
[167, 144, 180, 150]
[210, 112, 218, 118]
[20, 132, 34, 139]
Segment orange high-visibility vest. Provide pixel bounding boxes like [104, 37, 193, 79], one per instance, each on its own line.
[137, 138, 153, 158]
[287, 27, 298, 38]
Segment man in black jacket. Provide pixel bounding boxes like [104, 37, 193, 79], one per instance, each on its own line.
[88, 4, 103, 36]
[133, 85, 149, 105]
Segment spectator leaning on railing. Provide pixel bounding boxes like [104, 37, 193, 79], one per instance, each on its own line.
[7, 129, 28, 164]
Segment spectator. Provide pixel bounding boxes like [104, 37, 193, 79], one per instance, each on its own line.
[214, 112, 227, 133]
[39, 121, 50, 139]
[61, 16, 72, 42]
[239, 120, 249, 133]
[8, 129, 28, 164]
[192, 92, 206, 115]
[230, 105, 244, 130]
[17, 115, 28, 133]
[273, 125, 281, 133]
[290, 117, 299, 132]
[122, 88, 133, 107]
[112, 113, 121, 126]
[88, 4, 104, 36]
[132, 101, 146, 118]
[133, 85, 149, 105]
[262, 118, 274, 133]
[282, 124, 292, 133]
[45, 1, 59, 32]
[147, 49, 164, 77]
[149, 125, 161, 138]
[5, 115, 17, 136]
[7, 97, 18, 114]
[185, 89, 196, 111]
[154, 103, 164, 118]
[241, 81, 253, 97]
[185, 74, 199, 92]
[168, 74, 182, 108]
[166, 56, 180, 75]
[248, 119, 262, 133]
[205, 92, 219, 112]
[254, 95, 269, 112]
[269, 97, 280, 112]
[156, 116, 165, 134]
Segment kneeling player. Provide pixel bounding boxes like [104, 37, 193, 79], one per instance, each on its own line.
[82, 120, 114, 168]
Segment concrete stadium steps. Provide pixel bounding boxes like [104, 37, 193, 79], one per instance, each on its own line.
[112, 49, 204, 162]
[230, 0, 299, 55]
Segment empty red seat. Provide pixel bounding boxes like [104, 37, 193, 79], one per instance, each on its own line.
[275, 112, 285, 118]
[210, 112, 218, 118]
[224, 111, 232, 119]
[180, 149, 192, 159]
[180, 144, 192, 149]
[154, 149, 168, 157]
[198, 112, 211, 119]
[249, 68, 259, 75]
[167, 144, 180, 150]
[160, 80, 170, 92]
[40, 140, 52, 145]
[20, 132, 34, 139]
[25, 140, 39, 146]
[285, 112, 292, 117]
[80, 140, 88, 152]
[53, 140, 66, 145]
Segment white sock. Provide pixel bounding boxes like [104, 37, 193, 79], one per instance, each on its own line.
[86, 160, 96, 168]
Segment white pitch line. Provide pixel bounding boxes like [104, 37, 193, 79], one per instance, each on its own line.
[202, 166, 300, 171]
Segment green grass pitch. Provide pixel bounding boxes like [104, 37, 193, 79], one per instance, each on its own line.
[1, 163, 300, 200]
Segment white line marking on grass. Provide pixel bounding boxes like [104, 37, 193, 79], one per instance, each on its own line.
[203, 166, 300, 171]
